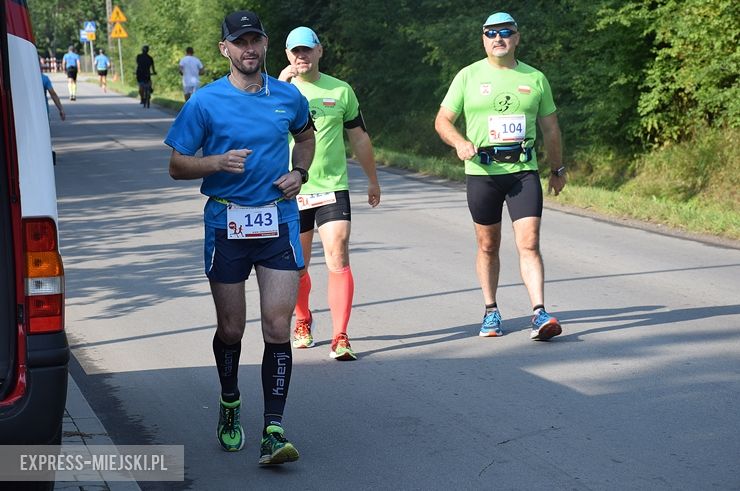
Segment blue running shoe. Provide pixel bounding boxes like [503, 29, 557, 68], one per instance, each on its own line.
[530, 309, 562, 341]
[479, 310, 503, 337]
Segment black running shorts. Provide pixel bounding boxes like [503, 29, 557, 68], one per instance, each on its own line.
[466, 171, 543, 225]
[299, 190, 351, 233]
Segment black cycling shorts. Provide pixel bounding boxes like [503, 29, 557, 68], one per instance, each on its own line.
[299, 190, 351, 233]
[466, 171, 543, 225]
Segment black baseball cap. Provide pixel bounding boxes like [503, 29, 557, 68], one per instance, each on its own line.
[222, 10, 267, 41]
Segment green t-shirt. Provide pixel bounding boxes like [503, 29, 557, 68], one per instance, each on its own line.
[291, 72, 360, 194]
[440, 59, 556, 175]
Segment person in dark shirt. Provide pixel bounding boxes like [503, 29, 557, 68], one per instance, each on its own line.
[135, 45, 156, 105]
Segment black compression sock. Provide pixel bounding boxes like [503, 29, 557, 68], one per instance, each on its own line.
[262, 342, 292, 428]
[213, 333, 241, 403]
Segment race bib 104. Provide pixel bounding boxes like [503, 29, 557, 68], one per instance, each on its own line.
[488, 114, 526, 144]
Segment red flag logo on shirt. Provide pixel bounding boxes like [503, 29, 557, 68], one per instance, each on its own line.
[518, 85, 531, 94]
[322, 98, 336, 106]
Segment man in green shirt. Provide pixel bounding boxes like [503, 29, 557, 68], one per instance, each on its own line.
[279, 26, 381, 361]
[435, 12, 566, 341]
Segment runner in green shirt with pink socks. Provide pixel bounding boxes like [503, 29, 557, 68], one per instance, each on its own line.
[279, 26, 381, 361]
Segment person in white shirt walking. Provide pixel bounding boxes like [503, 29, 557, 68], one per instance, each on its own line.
[178, 46, 204, 101]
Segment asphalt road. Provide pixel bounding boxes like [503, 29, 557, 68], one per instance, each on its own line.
[48, 74, 740, 490]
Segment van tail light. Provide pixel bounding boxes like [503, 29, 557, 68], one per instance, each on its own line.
[23, 218, 65, 333]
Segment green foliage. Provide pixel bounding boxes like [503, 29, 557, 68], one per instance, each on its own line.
[312, 0, 460, 155]
[601, 0, 740, 144]
[547, 2, 650, 152]
[30, 0, 108, 58]
[29, 0, 740, 195]
[119, 0, 224, 90]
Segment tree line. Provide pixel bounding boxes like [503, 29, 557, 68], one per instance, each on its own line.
[31, 0, 739, 174]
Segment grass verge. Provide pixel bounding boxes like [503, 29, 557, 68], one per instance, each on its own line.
[376, 148, 739, 242]
[550, 184, 739, 240]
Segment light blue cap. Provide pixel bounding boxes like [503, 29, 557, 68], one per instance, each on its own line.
[285, 26, 320, 50]
[483, 12, 517, 28]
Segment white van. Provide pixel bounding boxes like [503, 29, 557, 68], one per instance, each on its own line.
[0, 0, 69, 458]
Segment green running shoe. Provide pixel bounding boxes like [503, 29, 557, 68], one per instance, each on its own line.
[217, 398, 244, 452]
[293, 312, 315, 349]
[259, 425, 300, 465]
[330, 333, 357, 361]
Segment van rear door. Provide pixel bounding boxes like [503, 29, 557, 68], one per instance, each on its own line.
[0, 0, 20, 402]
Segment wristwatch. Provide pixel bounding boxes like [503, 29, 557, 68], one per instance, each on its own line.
[551, 166, 566, 177]
[292, 167, 309, 184]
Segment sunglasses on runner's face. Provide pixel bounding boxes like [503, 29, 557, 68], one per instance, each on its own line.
[483, 28, 517, 39]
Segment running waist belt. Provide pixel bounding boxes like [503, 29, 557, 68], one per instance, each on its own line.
[477, 141, 533, 164]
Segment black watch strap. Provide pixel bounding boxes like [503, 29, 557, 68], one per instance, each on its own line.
[551, 166, 566, 177]
[293, 167, 309, 183]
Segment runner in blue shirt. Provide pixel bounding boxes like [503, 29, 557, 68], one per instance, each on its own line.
[41, 73, 65, 121]
[94, 49, 111, 92]
[61, 45, 80, 101]
[164, 10, 315, 466]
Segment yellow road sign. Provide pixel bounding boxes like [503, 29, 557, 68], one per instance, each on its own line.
[86, 31, 96, 40]
[111, 22, 128, 39]
[110, 6, 127, 23]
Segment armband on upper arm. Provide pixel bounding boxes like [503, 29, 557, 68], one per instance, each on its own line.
[290, 114, 316, 136]
[343, 110, 367, 133]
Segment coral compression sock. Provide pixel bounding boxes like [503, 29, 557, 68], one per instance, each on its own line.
[295, 272, 312, 321]
[328, 266, 354, 338]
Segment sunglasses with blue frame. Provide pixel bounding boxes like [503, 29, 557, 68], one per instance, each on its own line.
[483, 28, 517, 39]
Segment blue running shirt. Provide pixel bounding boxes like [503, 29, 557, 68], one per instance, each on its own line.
[164, 75, 311, 228]
[94, 54, 110, 70]
[41, 74, 52, 114]
[62, 52, 80, 68]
